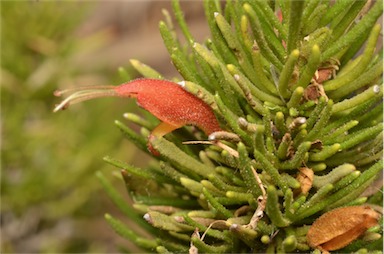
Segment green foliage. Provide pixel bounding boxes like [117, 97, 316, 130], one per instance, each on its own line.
[1, 2, 139, 252]
[49, 0, 381, 252]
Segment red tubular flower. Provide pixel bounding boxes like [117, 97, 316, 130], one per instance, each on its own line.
[54, 78, 222, 155]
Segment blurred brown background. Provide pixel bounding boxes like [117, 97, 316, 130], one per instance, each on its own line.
[74, 1, 208, 77]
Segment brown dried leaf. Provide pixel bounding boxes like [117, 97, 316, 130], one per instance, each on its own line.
[296, 167, 314, 194]
[314, 68, 334, 84]
[304, 83, 327, 102]
[307, 206, 380, 252]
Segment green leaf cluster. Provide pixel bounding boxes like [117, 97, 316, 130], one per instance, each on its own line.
[100, 0, 383, 252]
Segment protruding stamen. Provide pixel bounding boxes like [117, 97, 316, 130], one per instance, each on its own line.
[53, 88, 118, 112]
[54, 85, 116, 97]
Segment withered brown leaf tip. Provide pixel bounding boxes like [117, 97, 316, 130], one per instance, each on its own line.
[296, 167, 314, 195]
[307, 205, 380, 252]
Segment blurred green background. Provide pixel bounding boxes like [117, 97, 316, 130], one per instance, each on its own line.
[1, 1, 194, 253]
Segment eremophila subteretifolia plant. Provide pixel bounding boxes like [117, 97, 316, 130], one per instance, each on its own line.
[55, 0, 383, 252]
